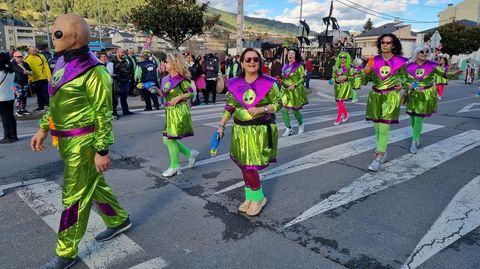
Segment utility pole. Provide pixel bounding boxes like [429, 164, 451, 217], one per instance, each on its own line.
[299, 0, 303, 49]
[236, 0, 244, 56]
[96, 1, 102, 43]
[44, 0, 52, 50]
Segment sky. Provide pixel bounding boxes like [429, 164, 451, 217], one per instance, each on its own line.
[203, 0, 465, 33]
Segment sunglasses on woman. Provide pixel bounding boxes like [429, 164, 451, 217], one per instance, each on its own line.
[339, 56, 346, 59]
[418, 50, 429, 54]
[244, 57, 259, 63]
[381, 40, 392, 45]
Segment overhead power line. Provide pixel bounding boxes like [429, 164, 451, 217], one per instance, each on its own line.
[335, 0, 450, 24]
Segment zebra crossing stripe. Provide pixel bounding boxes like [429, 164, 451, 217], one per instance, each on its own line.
[16, 181, 166, 268]
[204, 110, 365, 128]
[129, 257, 169, 269]
[194, 116, 409, 168]
[401, 173, 480, 269]
[214, 123, 444, 195]
[284, 129, 480, 228]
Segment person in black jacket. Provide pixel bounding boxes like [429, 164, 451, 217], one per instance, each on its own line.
[112, 48, 133, 116]
[135, 52, 160, 111]
[203, 53, 218, 104]
[11, 51, 32, 116]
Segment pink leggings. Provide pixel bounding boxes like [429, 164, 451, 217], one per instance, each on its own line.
[336, 100, 347, 122]
[436, 84, 445, 97]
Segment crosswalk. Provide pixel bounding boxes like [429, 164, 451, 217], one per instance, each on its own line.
[10, 96, 480, 269]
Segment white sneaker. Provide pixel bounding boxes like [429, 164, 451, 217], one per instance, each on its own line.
[282, 128, 293, 137]
[342, 112, 349, 123]
[437, 96, 442, 100]
[297, 124, 305, 135]
[409, 140, 417, 154]
[333, 119, 341, 126]
[162, 167, 182, 177]
[187, 149, 199, 168]
[368, 152, 387, 172]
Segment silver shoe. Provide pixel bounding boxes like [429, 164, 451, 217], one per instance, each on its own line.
[282, 128, 293, 137]
[188, 149, 200, 168]
[368, 152, 387, 172]
[410, 140, 418, 154]
[162, 167, 182, 177]
[297, 124, 305, 135]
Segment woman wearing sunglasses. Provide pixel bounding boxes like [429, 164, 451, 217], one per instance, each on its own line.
[216, 48, 281, 216]
[363, 33, 408, 172]
[405, 44, 448, 154]
[332, 51, 354, 125]
[158, 53, 199, 177]
[280, 48, 308, 136]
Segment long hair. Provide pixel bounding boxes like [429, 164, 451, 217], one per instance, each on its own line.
[410, 44, 431, 62]
[287, 48, 302, 63]
[334, 51, 352, 71]
[239, 48, 263, 77]
[437, 53, 449, 66]
[0, 52, 13, 73]
[377, 33, 403, 55]
[167, 53, 191, 79]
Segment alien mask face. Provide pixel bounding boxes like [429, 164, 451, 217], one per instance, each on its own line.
[415, 68, 425, 77]
[162, 82, 171, 93]
[243, 89, 256, 105]
[380, 66, 391, 77]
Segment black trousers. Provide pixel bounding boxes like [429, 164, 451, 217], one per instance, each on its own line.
[0, 100, 17, 139]
[30, 79, 49, 109]
[205, 79, 217, 104]
[141, 90, 159, 110]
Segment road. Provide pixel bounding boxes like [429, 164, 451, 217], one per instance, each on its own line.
[1, 79, 479, 269]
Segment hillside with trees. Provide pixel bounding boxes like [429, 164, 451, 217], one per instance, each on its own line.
[0, 0, 299, 37]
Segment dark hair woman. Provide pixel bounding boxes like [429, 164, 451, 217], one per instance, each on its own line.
[0, 52, 18, 143]
[376, 33, 403, 55]
[435, 54, 449, 100]
[216, 48, 281, 216]
[280, 48, 308, 137]
[363, 33, 408, 172]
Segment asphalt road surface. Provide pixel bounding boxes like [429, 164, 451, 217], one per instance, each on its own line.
[1, 79, 479, 269]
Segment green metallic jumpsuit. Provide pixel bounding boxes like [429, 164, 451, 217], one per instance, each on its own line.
[40, 51, 128, 259]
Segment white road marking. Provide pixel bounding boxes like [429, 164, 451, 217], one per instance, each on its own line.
[194, 115, 408, 169]
[17, 181, 167, 268]
[402, 174, 480, 269]
[214, 124, 444, 195]
[129, 257, 169, 269]
[0, 178, 46, 197]
[285, 130, 480, 228]
[457, 103, 480, 113]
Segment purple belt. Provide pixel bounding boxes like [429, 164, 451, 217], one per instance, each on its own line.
[414, 84, 434, 91]
[373, 86, 397, 94]
[50, 125, 95, 138]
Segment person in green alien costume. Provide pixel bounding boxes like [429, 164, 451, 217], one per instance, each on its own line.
[31, 14, 131, 269]
[363, 33, 409, 172]
[217, 48, 281, 217]
[405, 44, 448, 154]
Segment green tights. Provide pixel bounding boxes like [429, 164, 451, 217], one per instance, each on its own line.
[410, 116, 425, 143]
[282, 109, 303, 128]
[374, 123, 390, 153]
[163, 137, 192, 169]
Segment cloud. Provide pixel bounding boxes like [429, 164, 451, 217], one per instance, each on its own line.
[426, 0, 450, 5]
[249, 9, 270, 19]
